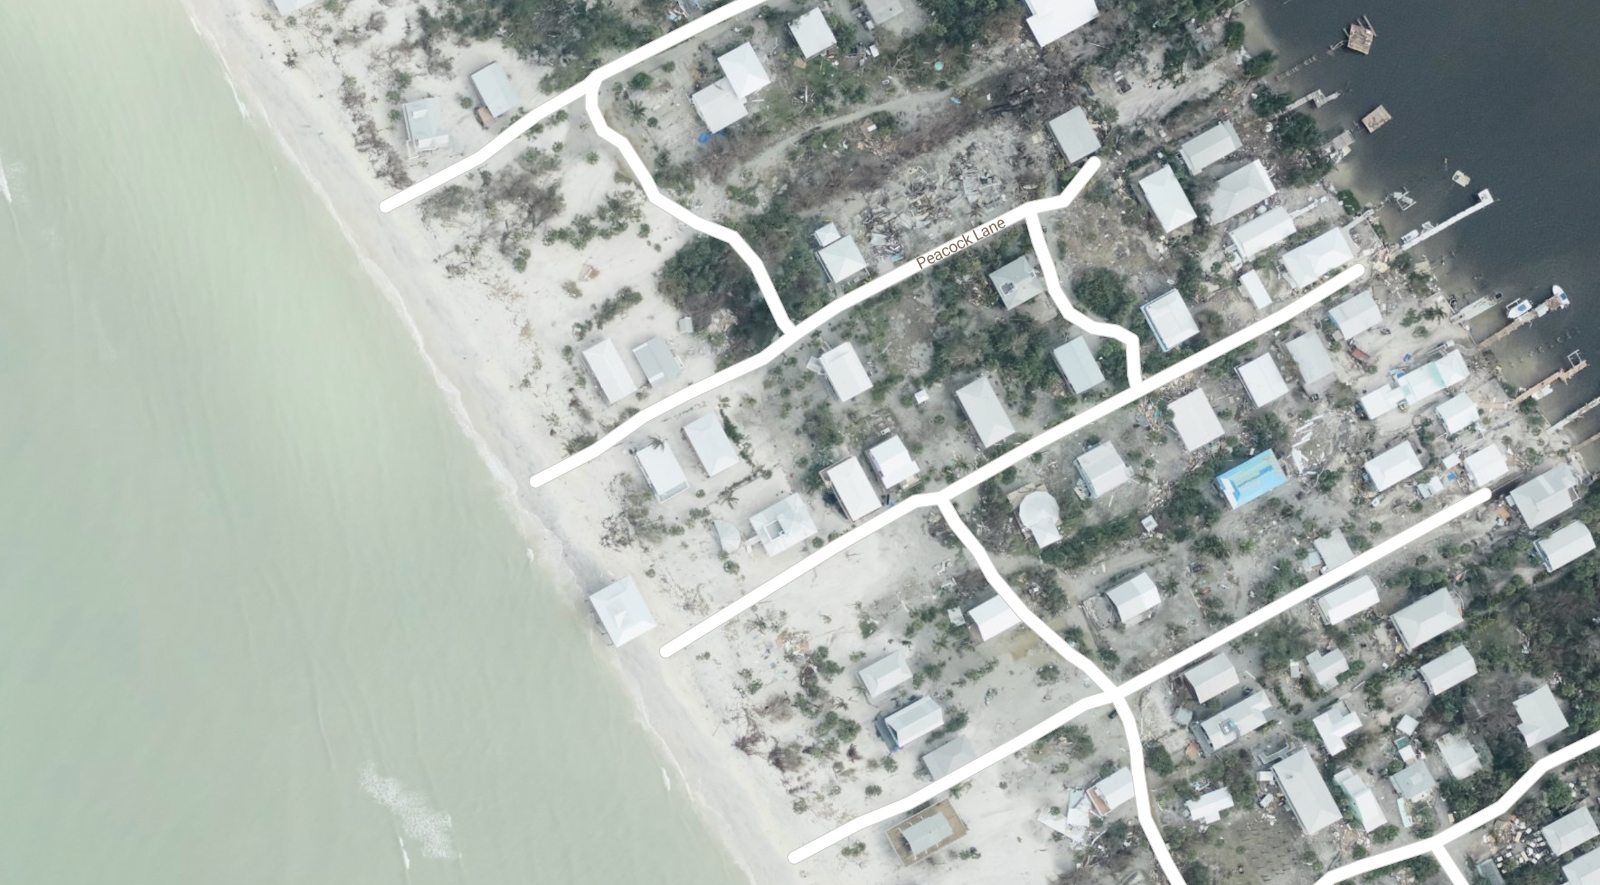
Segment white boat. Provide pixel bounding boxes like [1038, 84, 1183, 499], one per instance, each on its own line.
[1554, 284, 1569, 306]
[1505, 299, 1533, 320]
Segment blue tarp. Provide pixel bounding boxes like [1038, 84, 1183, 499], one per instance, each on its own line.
[1215, 450, 1289, 509]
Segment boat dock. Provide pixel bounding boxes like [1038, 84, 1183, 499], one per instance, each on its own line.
[1346, 17, 1377, 55]
[1399, 189, 1495, 252]
[1362, 106, 1392, 133]
[1551, 395, 1600, 434]
[1476, 285, 1569, 347]
[1511, 354, 1587, 406]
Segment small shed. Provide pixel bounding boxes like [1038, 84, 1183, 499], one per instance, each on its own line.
[1075, 442, 1130, 498]
[632, 337, 682, 387]
[1140, 288, 1200, 351]
[824, 456, 882, 521]
[788, 8, 837, 58]
[470, 62, 521, 118]
[858, 650, 913, 701]
[1169, 389, 1225, 452]
[1237, 353, 1290, 407]
[635, 442, 690, 500]
[1106, 572, 1160, 624]
[1138, 166, 1198, 233]
[819, 342, 874, 401]
[1052, 337, 1105, 394]
[1179, 121, 1243, 173]
[588, 576, 657, 647]
[582, 339, 639, 404]
[1363, 440, 1423, 492]
[682, 412, 741, 477]
[956, 376, 1017, 448]
[1537, 521, 1596, 572]
[1048, 107, 1101, 163]
[989, 255, 1044, 309]
[967, 595, 1023, 642]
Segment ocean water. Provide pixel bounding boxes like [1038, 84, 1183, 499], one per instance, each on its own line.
[1247, 1, 1600, 428]
[0, 2, 747, 884]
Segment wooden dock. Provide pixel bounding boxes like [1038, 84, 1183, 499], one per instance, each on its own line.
[1551, 395, 1600, 434]
[1346, 17, 1377, 54]
[1477, 285, 1568, 347]
[1511, 358, 1587, 406]
[1362, 105, 1392, 133]
[1399, 189, 1495, 253]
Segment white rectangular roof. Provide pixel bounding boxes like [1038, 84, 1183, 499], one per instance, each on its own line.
[868, 435, 920, 488]
[636, 442, 690, 500]
[1093, 767, 1137, 811]
[1464, 444, 1510, 487]
[968, 595, 1023, 642]
[818, 234, 869, 283]
[789, 8, 837, 58]
[1311, 702, 1361, 757]
[1023, 0, 1100, 46]
[859, 649, 913, 700]
[1053, 336, 1105, 394]
[1306, 647, 1349, 690]
[1076, 442, 1131, 498]
[990, 255, 1044, 309]
[1365, 440, 1423, 491]
[1183, 654, 1240, 703]
[691, 78, 748, 132]
[632, 337, 681, 386]
[1359, 384, 1407, 419]
[1169, 389, 1225, 451]
[884, 696, 944, 747]
[824, 456, 881, 521]
[1317, 575, 1380, 624]
[1186, 787, 1234, 823]
[1314, 530, 1355, 571]
[1435, 393, 1479, 434]
[1141, 288, 1200, 351]
[1391, 587, 1463, 651]
[1237, 353, 1290, 407]
[1106, 572, 1160, 623]
[402, 97, 451, 152]
[717, 42, 771, 98]
[1284, 333, 1337, 388]
[750, 493, 818, 556]
[1198, 692, 1272, 752]
[683, 412, 741, 477]
[1048, 107, 1101, 163]
[1230, 207, 1297, 259]
[820, 342, 873, 401]
[1419, 644, 1477, 695]
[1328, 290, 1383, 339]
[1282, 227, 1357, 289]
[1334, 768, 1388, 833]
[1511, 465, 1579, 528]
[589, 576, 658, 647]
[1438, 733, 1483, 779]
[582, 339, 639, 404]
[1208, 160, 1276, 222]
[1180, 121, 1243, 173]
[1567, 848, 1600, 885]
[922, 735, 977, 780]
[1539, 521, 1596, 572]
[1545, 807, 1600, 856]
[470, 62, 520, 118]
[1516, 684, 1570, 746]
[956, 376, 1017, 448]
[1239, 269, 1272, 309]
[1138, 166, 1198, 233]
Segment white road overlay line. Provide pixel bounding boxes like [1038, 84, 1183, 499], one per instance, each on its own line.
[529, 159, 1104, 489]
[1025, 212, 1143, 388]
[1435, 846, 1471, 885]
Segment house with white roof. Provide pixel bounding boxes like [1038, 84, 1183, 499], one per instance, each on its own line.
[1169, 389, 1225, 451]
[922, 735, 977, 780]
[682, 412, 741, 477]
[1510, 465, 1579, 529]
[1391, 587, 1464, 652]
[955, 376, 1016, 448]
[470, 62, 521, 118]
[1284, 333, 1337, 390]
[401, 97, 451, 153]
[1187, 787, 1234, 824]
[1090, 767, 1136, 813]
[1106, 572, 1160, 624]
[1023, 0, 1099, 47]
[1419, 644, 1477, 695]
[1544, 807, 1599, 856]
[868, 435, 920, 488]
[1275, 750, 1342, 834]
[788, 8, 836, 58]
[816, 231, 869, 283]
[1516, 685, 1570, 746]
[1053, 337, 1105, 394]
[691, 79, 748, 132]
[636, 442, 690, 500]
[967, 595, 1023, 642]
[632, 337, 681, 387]
[1075, 442, 1130, 498]
[749, 494, 818, 556]
[819, 342, 873, 401]
[1317, 575, 1380, 624]
[1390, 759, 1437, 802]
[1362, 349, 1472, 419]
[898, 810, 956, 859]
[1180, 122, 1243, 173]
[1328, 290, 1383, 339]
[1018, 490, 1062, 548]
[824, 456, 881, 521]
[1229, 207, 1297, 260]
[1463, 444, 1510, 487]
[1183, 654, 1240, 703]
[859, 649, 913, 701]
[1314, 530, 1355, 571]
[582, 339, 639, 404]
[1140, 288, 1200, 351]
[1538, 521, 1597, 572]
[882, 696, 944, 749]
[1238, 269, 1273, 309]
[1237, 353, 1290, 407]
[1334, 768, 1388, 833]
[989, 255, 1044, 309]
[1312, 702, 1361, 756]
[1435, 393, 1480, 435]
[1567, 849, 1600, 885]
[1138, 166, 1198, 233]
[1306, 648, 1349, 690]
[1208, 160, 1276, 223]
[1281, 228, 1357, 289]
[1195, 693, 1273, 754]
[718, 43, 770, 97]
[1048, 107, 1101, 163]
[1438, 733, 1483, 779]
[588, 576, 658, 646]
[1364, 440, 1423, 492]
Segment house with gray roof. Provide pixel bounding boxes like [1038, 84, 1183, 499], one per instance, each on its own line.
[1281, 228, 1357, 289]
[1187, 787, 1234, 823]
[588, 576, 657, 647]
[967, 595, 1022, 642]
[1391, 588, 1464, 652]
[1238, 353, 1290, 407]
[1539, 521, 1597, 572]
[1091, 767, 1136, 812]
[1140, 288, 1200, 351]
[1183, 654, 1240, 703]
[1106, 572, 1160, 624]
[955, 376, 1016, 448]
[1306, 648, 1349, 690]
[682, 412, 740, 477]
[635, 442, 690, 500]
[863, 0, 905, 24]
[582, 339, 639, 404]
[868, 435, 919, 488]
[1138, 166, 1198, 233]
[1511, 465, 1580, 529]
[817, 233, 870, 284]
[858, 650, 913, 701]
[1179, 121, 1243, 173]
[1328, 290, 1383, 339]
[1390, 759, 1437, 802]
[1464, 444, 1511, 487]
[1169, 388, 1225, 452]
[1023, 0, 1100, 47]
[1438, 733, 1483, 779]
[1311, 701, 1361, 756]
[1019, 490, 1062, 548]
[632, 337, 681, 387]
[989, 255, 1044, 309]
[1229, 207, 1296, 260]
[882, 696, 944, 749]
[1317, 575, 1380, 625]
[691, 79, 748, 132]
[1418, 644, 1477, 695]
[1285, 333, 1337, 390]
[402, 97, 451, 153]
[1334, 768, 1388, 833]
[1075, 442, 1130, 498]
[1275, 750, 1342, 834]
[788, 8, 837, 58]
[1208, 160, 1276, 223]
[1195, 692, 1272, 754]
[470, 62, 520, 118]
[922, 735, 977, 780]
[1544, 807, 1599, 856]
[819, 342, 873, 401]
[1566, 848, 1600, 885]
[1053, 336, 1105, 394]
[1516, 685, 1570, 746]
[1365, 440, 1424, 492]
[1048, 107, 1101, 163]
[824, 456, 881, 521]
[1314, 530, 1355, 572]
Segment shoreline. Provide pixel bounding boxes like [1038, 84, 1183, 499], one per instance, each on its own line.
[176, 4, 794, 884]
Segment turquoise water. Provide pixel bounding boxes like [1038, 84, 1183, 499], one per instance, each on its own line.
[0, 2, 746, 883]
